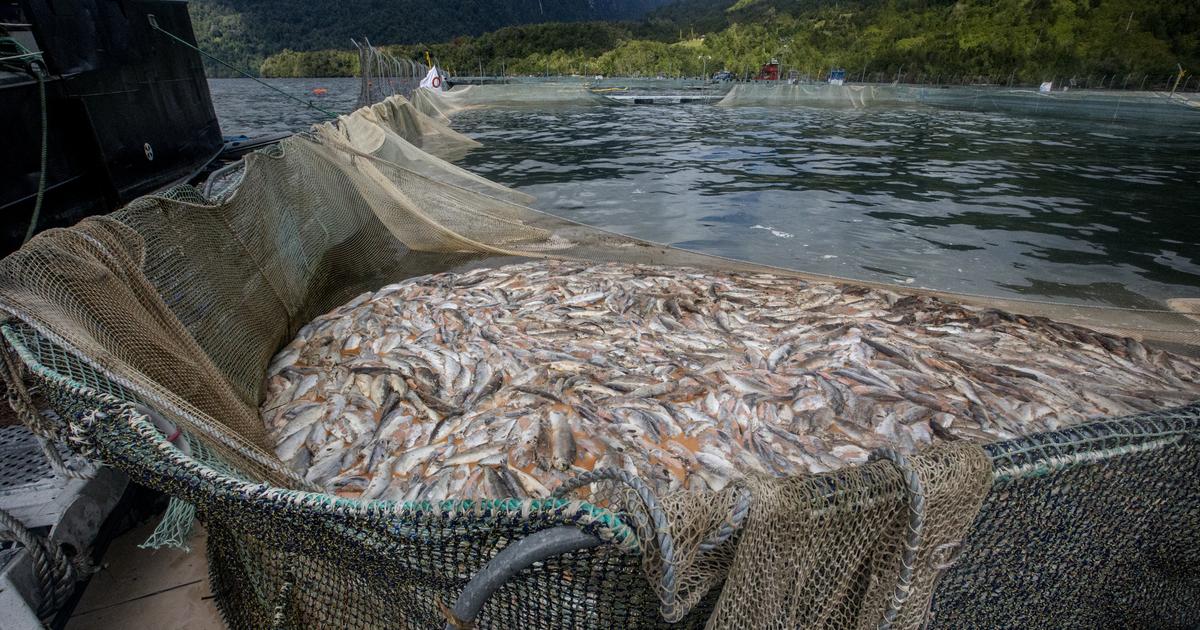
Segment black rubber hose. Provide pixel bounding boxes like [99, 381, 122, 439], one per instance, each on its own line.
[445, 526, 603, 629]
[23, 60, 48, 245]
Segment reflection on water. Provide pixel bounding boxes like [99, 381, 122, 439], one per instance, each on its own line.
[452, 104, 1200, 308]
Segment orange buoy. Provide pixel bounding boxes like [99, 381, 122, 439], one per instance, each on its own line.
[312, 87, 329, 96]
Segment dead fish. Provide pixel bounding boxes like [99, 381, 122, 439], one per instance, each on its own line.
[547, 410, 577, 471]
[261, 260, 1200, 501]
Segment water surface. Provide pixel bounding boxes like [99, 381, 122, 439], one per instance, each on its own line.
[208, 77, 358, 135]
[208, 78, 1200, 308]
[453, 104, 1200, 308]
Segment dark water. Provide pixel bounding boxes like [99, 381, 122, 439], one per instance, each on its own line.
[207, 78, 1200, 308]
[208, 77, 359, 135]
[453, 105, 1200, 308]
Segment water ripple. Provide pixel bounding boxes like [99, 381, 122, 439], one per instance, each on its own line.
[455, 103, 1200, 308]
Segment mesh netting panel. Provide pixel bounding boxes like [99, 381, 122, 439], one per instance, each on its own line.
[930, 403, 1200, 627]
[206, 522, 696, 630]
[0, 218, 292, 484]
[354, 94, 482, 159]
[330, 102, 533, 205]
[413, 83, 618, 119]
[14, 321, 1195, 628]
[917, 88, 1200, 125]
[717, 83, 919, 108]
[12, 366, 666, 629]
[715, 83, 1200, 127]
[669, 442, 991, 628]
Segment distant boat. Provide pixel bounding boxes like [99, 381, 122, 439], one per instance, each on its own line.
[755, 59, 780, 81]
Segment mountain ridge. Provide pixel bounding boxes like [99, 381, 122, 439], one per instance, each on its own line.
[190, 0, 676, 76]
[194, 0, 1197, 85]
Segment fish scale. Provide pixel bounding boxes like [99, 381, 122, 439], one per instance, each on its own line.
[261, 260, 1200, 502]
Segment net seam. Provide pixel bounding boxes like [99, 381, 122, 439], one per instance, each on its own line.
[992, 434, 1184, 482]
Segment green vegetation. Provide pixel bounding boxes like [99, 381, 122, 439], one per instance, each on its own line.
[379, 22, 670, 77]
[249, 0, 1198, 84]
[259, 49, 359, 78]
[189, 0, 673, 77]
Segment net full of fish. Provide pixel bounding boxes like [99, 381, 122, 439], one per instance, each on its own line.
[261, 260, 1200, 502]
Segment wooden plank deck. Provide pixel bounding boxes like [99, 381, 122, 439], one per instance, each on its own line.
[66, 520, 223, 629]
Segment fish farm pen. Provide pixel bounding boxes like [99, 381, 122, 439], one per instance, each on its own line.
[1, 80, 1198, 630]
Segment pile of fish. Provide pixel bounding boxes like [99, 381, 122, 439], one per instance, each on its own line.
[261, 260, 1200, 501]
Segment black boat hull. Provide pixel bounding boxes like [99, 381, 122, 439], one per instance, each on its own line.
[1, 0, 223, 255]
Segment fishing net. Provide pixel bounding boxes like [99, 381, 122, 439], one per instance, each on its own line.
[0, 91, 1197, 628]
[717, 82, 1200, 127]
[717, 83, 919, 108]
[324, 98, 531, 204]
[579, 441, 994, 627]
[413, 82, 618, 120]
[916, 87, 1200, 125]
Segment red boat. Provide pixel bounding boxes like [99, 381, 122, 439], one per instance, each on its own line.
[755, 59, 780, 81]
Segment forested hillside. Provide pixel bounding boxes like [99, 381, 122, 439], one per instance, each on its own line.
[189, 0, 673, 76]
[244, 0, 1198, 85]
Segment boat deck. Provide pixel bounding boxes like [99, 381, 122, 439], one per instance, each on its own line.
[65, 521, 222, 629]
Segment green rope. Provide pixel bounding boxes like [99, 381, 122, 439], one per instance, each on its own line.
[146, 14, 338, 119]
[140, 498, 197, 551]
[24, 63, 47, 244]
[0, 37, 48, 244]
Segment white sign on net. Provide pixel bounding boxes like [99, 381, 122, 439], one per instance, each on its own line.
[420, 66, 448, 91]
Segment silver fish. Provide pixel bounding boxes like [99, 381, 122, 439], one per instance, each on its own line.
[260, 260, 1200, 502]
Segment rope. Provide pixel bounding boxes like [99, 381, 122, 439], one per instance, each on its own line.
[23, 62, 47, 244]
[869, 447, 927, 630]
[37, 436, 93, 480]
[0, 51, 42, 63]
[0, 37, 48, 244]
[145, 14, 338, 119]
[269, 575, 294, 629]
[553, 467, 751, 619]
[0, 506, 76, 622]
[554, 468, 682, 615]
[1, 331, 53, 438]
[1, 326, 92, 479]
[697, 486, 751, 552]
